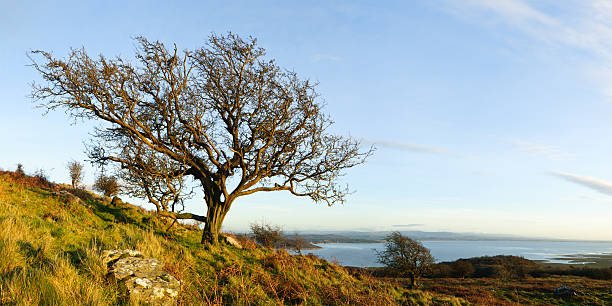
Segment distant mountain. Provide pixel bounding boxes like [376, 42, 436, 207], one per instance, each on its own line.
[289, 230, 604, 243]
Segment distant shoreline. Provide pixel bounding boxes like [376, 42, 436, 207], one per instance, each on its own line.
[312, 238, 612, 243]
[303, 240, 612, 268]
[282, 231, 612, 244]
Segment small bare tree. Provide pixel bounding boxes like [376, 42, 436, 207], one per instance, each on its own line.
[30, 33, 373, 244]
[67, 160, 84, 188]
[94, 174, 121, 197]
[250, 222, 284, 249]
[376, 232, 434, 288]
[16, 164, 24, 176]
[294, 233, 306, 255]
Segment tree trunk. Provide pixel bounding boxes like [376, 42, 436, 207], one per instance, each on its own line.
[200, 190, 233, 244]
[410, 274, 415, 288]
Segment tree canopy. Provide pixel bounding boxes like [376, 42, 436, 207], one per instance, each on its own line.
[30, 33, 372, 244]
[67, 160, 84, 188]
[377, 232, 435, 287]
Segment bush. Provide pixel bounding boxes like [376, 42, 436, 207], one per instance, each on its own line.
[451, 260, 474, 278]
[431, 263, 453, 278]
[250, 222, 284, 248]
[433, 255, 537, 279]
[33, 169, 53, 189]
[16, 164, 24, 176]
[93, 174, 120, 197]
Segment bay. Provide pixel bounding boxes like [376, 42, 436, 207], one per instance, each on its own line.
[302, 241, 612, 267]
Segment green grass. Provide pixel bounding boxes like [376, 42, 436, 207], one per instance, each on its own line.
[0, 171, 465, 305]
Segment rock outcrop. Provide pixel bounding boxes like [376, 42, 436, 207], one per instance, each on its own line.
[102, 250, 180, 305]
[51, 190, 86, 207]
[221, 234, 242, 249]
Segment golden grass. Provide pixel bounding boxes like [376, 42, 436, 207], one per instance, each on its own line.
[0, 170, 467, 305]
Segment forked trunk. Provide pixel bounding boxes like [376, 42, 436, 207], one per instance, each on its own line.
[200, 201, 229, 244]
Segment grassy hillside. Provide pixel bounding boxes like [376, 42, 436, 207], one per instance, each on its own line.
[0, 170, 464, 305]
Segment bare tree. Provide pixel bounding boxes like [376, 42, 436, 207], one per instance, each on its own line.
[16, 164, 24, 176]
[29, 33, 373, 244]
[67, 160, 84, 188]
[376, 232, 435, 288]
[94, 174, 121, 197]
[294, 233, 306, 255]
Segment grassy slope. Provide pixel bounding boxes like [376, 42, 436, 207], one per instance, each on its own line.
[0, 171, 464, 305]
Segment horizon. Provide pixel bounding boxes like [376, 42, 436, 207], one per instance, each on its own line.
[4, 1, 612, 240]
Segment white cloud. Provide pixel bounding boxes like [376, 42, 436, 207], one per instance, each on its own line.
[363, 138, 466, 157]
[508, 139, 575, 160]
[551, 171, 612, 196]
[312, 54, 342, 62]
[444, 0, 612, 98]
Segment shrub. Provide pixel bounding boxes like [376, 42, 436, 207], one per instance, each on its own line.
[451, 260, 474, 278]
[33, 169, 53, 189]
[250, 222, 284, 249]
[16, 164, 24, 176]
[93, 174, 120, 197]
[435, 255, 537, 279]
[231, 233, 258, 250]
[432, 263, 453, 278]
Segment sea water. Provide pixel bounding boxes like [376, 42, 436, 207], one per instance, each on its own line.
[302, 240, 612, 267]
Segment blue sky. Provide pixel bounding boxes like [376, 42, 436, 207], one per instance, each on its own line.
[3, 0, 612, 240]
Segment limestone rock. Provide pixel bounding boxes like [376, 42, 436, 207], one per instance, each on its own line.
[101, 249, 144, 266]
[222, 234, 242, 249]
[102, 249, 180, 305]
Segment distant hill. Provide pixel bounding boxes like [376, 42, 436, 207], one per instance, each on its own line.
[289, 230, 610, 243]
[286, 233, 379, 244]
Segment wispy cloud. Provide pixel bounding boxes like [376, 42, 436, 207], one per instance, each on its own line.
[551, 171, 612, 196]
[312, 54, 342, 62]
[444, 0, 612, 97]
[508, 139, 575, 160]
[392, 224, 424, 228]
[363, 138, 467, 157]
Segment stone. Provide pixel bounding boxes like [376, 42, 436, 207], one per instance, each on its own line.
[553, 286, 584, 298]
[102, 249, 180, 305]
[101, 249, 144, 266]
[221, 234, 242, 249]
[52, 190, 87, 207]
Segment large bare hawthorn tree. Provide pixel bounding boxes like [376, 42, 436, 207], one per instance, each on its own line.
[30, 33, 372, 244]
